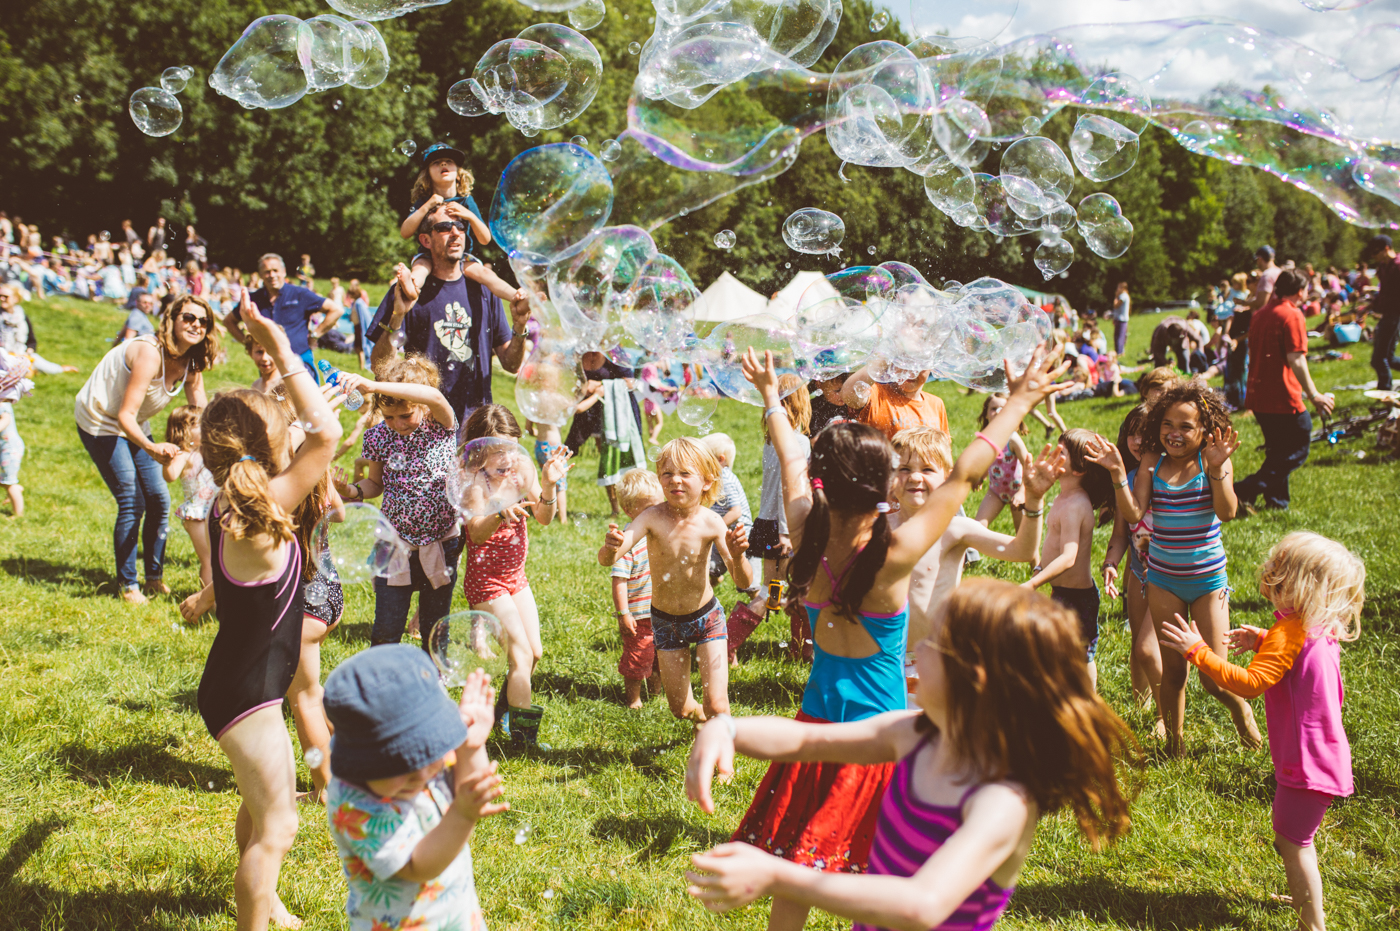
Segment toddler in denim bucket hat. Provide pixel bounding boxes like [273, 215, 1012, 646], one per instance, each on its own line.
[324, 644, 508, 930]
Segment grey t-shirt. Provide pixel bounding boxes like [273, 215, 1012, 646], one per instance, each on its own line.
[710, 466, 753, 529]
[759, 434, 811, 534]
[120, 310, 155, 341]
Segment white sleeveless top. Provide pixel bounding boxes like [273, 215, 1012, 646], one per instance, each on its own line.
[74, 335, 187, 437]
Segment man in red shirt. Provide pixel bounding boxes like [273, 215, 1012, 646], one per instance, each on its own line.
[840, 365, 949, 439]
[1236, 269, 1334, 512]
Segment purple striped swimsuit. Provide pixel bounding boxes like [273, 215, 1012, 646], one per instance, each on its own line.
[853, 735, 1014, 931]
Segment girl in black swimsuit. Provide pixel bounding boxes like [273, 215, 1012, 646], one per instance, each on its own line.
[196, 294, 342, 931]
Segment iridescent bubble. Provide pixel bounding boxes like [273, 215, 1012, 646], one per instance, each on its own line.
[209, 15, 310, 110]
[999, 136, 1074, 211]
[628, 41, 642, 55]
[571, 134, 589, 147]
[677, 379, 720, 426]
[300, 14, 358, 92]
[1079, 72, 1151, 133]
[636, 21, 768, 109]
[1069, 115, 1139, 182]
[714, 229, 736, 249]
[515, 302, 582, 425]
[1076, 193, 1133, 259]
[648, 444, 663, 462]
[568, 0, 606, 30]
[1034, 237, 1074, 279]
[315, 503, 405, 584]
[450, 25, 601, 135]
[827, 42, 935, 168]
[344, 20, 390, 89]
[325, 0, 451, 21]
[623, 254, 701, 354]
[160, 66, 192, 94]
[548, 225, 657, 346]
[869, 11, 889, 31]
[704, 314, 799, 406]
[129, 87, 183, 137]
[600, 138, 622, 161]
[332, 99, 343, 110]
[490, 143, 614, 261]
[399, 139, 417, 157]
[783, 208, 845, 255]
[428, 610, 508, 686]
[457, 438, 538, 518]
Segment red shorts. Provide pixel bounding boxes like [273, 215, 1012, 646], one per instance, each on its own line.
[618, 615, 658, 680]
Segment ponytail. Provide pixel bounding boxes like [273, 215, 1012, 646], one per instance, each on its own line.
[200, 389, 298, 544]
[221, 457, 296, 543]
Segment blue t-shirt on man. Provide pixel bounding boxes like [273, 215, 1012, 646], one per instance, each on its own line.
[367, 273, 510, 421]
[238, 283, 326, 357]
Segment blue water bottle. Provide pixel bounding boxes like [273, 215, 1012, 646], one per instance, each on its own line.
[316, 359, 363, 410]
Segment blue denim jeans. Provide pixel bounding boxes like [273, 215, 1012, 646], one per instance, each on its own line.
[1224, 339, 1249, 409]
[78, 426, 170, 589]
[371, 534, 465, 649]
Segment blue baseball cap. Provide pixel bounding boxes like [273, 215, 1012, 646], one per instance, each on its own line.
[324, 644, 466, 783]
[1255, 244, 1275, 259]
[421, 142, 465, 168]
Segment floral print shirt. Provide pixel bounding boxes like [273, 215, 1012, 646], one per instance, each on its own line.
[327, 772, 487, 931]
[362, 419, 460, 547]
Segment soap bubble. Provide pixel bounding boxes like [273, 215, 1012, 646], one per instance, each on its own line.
[305, 580, 329, 607]
[714, 229, 736, 249]
[515, 301, 582, 426]
[387, 451, 408, 471]
[867, 245, 876, 255]
[568, 0, 606, 30]
[1080, 72, 1151, 133]
[827, 42, 935, 168]
[933, 278, 1051, 392]
[999, 136, 1074, 212]
[325, 0, 451, 20]
[703, 314, 799, 406]
[628, 41, 642, 55]
[1076, 193, 1134, 259]
[129, 87, 182, 136]
[600, 139, 622, 161]
[570, 134, 589, 147]
[344, 20, 390, 89]
[490, 143, 614, 261]
[209, 15, 310, 110]
[548, 225, 658, 347]
[1034, 237, 1074, 279]
[1069, 115, 1139, 182]
[160, 66, 192, 94]
[303, 747, 325, 768]
[636, 21, 769, 109]
[648, 444, 663, 462]
[622, 254, 701, 354]
[677, 379, 721, 426]
[514, 824, 533, 844]
[449, 25, 601, 135]
[399, 139, 417, 157]
[315, 503, 405, 584]
[869, 11, 889, 31]
[783, 208, 845, 255]
[456, 438, 538, 518]
[333, 99, 343, 109]
[428, 610, 508, 685]
[300, 14, 358, 92]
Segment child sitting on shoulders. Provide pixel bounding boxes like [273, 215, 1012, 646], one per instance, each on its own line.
[325, 647, 508, 931]
[700, 432, 755, 591]
[1161, 532, 1363, 931]
[1026, 428, 1116, 690]
[598, 438, 753, 723]
[611, 469, 665, 709]
[400, 143, 523, 304]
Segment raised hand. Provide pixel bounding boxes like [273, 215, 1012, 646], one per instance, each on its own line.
[453, 761, 509, 822]
[1005, 342, 1073, 408]
[240, 294, 292, 359]
[1202, 426, 1240, 472]
[1023, 443, 1068, 499]
[542, 446, 573, 488]
[740, 347, 780, 404]
[1159, 612, 1205, 656]
[1083, 433, 1128, 483]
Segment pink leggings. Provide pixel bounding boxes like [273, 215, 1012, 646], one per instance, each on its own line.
[1272, 784, 1333, 848]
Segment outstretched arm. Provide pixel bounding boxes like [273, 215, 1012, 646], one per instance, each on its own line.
[743, 349, 812, 543]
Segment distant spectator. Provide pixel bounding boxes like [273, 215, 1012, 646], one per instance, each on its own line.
[1109, 282, 1130, 355]
[118, 292, 159, 342]
[146, 217, 166, 254]
[224, 252, 341, 379]
[1364, 235, 1400, 391]
[297, 253, 315, 288]
[183, 225, 208, 265]
[120, 219, 141, 253]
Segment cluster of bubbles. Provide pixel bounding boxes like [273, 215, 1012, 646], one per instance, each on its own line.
[128, 66, 194, 138]
[447, 24, 601, 137]
[205, 14, 389, 112]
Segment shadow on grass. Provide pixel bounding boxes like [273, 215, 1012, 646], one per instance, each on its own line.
[590, 813, 730, 863]
[57, 738, 231, 791]
[1010, 878, 1270, 928]
[0, 556, 112, 595]
[493, 740, 683, 778]
[0, 817, 226, 927]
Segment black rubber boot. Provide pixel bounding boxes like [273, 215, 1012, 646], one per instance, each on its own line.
[510, 704, 544, 747]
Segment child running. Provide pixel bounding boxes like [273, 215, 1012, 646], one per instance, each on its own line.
[683, 579, 1133, 931]
[1027, 429, 1116, 690]
[701, 346, 1067, 931]
[196, 300, 343, 931]
[459, 404, 570, 746]
[1095, 380, 1261, 754]
[162, 404, 218, 590]
[399, 143, 523, 304]
[611, 468, 665, 709]
[598, 437, 754, 723]
[325, 649, 508, 931]
[972, 392, 1032, 530]
[1161, 532, 1363, 931]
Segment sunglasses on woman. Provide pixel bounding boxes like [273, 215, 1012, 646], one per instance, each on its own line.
[178, 311, 209, 330]
[431, 220, 467, 233]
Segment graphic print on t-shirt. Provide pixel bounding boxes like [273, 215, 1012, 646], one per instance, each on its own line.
[434, 301, 474, 362]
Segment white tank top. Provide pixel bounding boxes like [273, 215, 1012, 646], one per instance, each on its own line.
[74, 335, 186, 437]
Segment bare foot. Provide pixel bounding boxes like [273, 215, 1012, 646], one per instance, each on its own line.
[7, 484, 22, 517]
[406, 609, 420, 639]
[626, 699, 644, 710]
[1232, 708, 1264, 749]
[1268, 893, 1293, 905]
[270, 896, 303, 930]
[1152, 718, 1167, 740]
[394, 262, 420, 303]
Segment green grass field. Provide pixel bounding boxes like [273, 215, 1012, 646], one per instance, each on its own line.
[1, 294, 1397, 930]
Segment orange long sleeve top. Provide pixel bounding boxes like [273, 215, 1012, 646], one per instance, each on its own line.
[1185, 614, 1307, 699]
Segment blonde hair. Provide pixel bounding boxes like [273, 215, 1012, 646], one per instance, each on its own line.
[200, 390, 296, 543]
[372, 354, 440, 415]
[656, 437, 722, 507]
[890, 426, 953, 474]
[700, 432, 737, 469]
[615, 468, 663, 512]
[765, 374, 812, 443]
[1259, 532, 1365, 641]
[410, 164, 474, 205]
[164, 404, 203, 450]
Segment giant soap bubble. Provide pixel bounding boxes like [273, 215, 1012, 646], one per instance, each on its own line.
[701, 314, 799, 406]
[456, 438, 539, 519]
[209, 15, 311, 110]
[490, 143, 615, 261]
[129, 87, 183, 137]
[827, 42, 935, 168]
[449, 24, 601, 135]
[429, 610, 509, 685]
[325, 0, 451, 21]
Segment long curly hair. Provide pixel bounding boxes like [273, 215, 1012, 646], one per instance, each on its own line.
[157, 293, 221, 372]
[929, 578, 1137, 849]
[1141, 380, 1232, 457]
[410, 164, 474, 205]
[200, 390, 296, 543]
[786, 422, 894, 623]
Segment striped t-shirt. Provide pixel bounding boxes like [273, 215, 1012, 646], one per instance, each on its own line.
[611, 540, 652, 620]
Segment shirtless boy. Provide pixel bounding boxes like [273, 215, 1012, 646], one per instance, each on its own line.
[598, 439, 753, 723]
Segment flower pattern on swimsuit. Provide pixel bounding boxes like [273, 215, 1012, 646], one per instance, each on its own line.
[327, 773, 487, 931]
[363, 420, 460, 546]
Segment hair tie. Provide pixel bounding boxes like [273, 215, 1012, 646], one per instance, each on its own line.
[238, 455, 256, 462]
[875, 502, 890, 513]
[810, 478, 824, 491]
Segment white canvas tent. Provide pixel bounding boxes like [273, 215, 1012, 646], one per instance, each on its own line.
[690, 271, 770, 323]
[766, 270, 837, 320]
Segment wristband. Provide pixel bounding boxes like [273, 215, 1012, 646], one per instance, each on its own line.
[1208, 472, 1228, 481]
[539, 496, 556, 506]
[1115, 477, 1130, 488]
[974, 431, 1000, 455]
[763, 406, 784, 421]
[713, 712, 737, 741]
[1023, 506, 1044, 518]
[282, 368, 312, 379]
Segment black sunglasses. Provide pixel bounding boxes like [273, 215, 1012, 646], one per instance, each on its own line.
[431, 220, 467, 233]
[178, 311, 209, 329]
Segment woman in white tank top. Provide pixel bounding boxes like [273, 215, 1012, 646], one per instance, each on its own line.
[75, 294, 220, 603]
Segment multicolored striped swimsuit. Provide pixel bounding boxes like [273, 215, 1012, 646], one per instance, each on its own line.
[854, 734, 1015, 931]
[1145, 450, 1229, 603]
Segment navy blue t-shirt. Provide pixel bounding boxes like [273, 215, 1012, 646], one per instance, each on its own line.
[408, 194, 485, 256]
[368, 273, 511, 421]
[230, 283, 326, 357]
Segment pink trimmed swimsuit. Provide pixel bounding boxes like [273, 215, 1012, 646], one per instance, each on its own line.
[197, 500, 304, 740]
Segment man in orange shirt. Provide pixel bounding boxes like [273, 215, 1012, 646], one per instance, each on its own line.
[840, 366, 949, 439]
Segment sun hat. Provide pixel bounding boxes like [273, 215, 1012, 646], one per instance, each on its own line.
[324, 644, 466, 783]
[421, 142, 465, 168]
